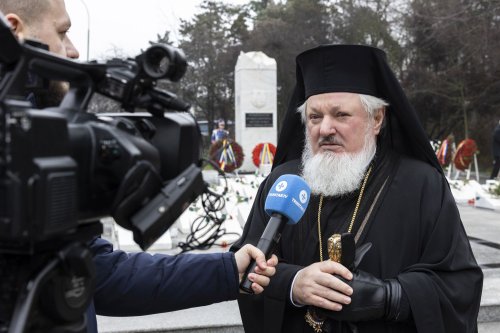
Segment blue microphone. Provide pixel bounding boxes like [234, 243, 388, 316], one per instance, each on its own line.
[239, 174, 310, 293]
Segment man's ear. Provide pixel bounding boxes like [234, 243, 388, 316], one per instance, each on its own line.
[5, 13, 26, 40]
[373, 107, 386, 135]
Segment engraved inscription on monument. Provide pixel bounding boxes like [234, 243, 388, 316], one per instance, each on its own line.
[245, 113, 273, 128]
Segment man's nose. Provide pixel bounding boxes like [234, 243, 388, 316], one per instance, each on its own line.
[65, 37, 80, 59]
[319, 116, 337, 136]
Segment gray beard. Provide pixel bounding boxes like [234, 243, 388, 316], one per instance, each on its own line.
[300, 133, 377, 197]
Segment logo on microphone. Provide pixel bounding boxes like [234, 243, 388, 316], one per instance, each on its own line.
[275, 181, 287, 192]
[299, 190, 308, 204]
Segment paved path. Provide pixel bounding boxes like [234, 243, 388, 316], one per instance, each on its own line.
[97, 203, 500, 333]
[460, 203, 500, 330]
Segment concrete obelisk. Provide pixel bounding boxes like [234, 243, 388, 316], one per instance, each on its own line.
[234, 51, 277, 173]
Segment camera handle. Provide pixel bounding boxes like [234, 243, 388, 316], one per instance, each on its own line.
[8, 243, 95, 333]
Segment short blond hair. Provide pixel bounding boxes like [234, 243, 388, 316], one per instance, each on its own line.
[0, 0, 52, 27]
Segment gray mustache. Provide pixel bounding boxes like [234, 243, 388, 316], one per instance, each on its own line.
[318, 136, 342, 145]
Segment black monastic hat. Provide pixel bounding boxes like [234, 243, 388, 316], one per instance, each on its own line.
[272, 44, 440, 172]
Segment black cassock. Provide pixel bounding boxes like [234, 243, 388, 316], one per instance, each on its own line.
[232, 150, 483, 333]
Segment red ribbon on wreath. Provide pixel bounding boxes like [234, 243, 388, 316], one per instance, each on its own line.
[252, 142, 276, 167]
[453, 139, 477, 171]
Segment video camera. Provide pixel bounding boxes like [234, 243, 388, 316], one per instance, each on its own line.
[0, 13, 206, 333]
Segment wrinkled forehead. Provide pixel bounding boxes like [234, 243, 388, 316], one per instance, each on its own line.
[306, 92, 363, 112]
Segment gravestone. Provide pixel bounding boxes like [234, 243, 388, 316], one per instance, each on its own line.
[235, 51, 277, 173]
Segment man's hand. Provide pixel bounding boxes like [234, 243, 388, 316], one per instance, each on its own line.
[234, 244, 278, 294]
[292, 260, 353, 311]
[319, 270, 403, 322]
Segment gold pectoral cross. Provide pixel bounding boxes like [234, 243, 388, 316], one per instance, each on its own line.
[305, 233, 343, 332]
[327, 234, 342, 263]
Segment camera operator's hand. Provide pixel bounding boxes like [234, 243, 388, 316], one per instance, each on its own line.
[234, 244, 278, 294]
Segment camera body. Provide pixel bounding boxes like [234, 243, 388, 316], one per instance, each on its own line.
[0, 30, 203, 252]
[0, 13, 205, 332]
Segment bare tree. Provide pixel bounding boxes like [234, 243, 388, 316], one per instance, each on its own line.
[403, 0, 500, 166]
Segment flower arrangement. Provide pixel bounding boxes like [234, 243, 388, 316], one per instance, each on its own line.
[453, 139, 477, 171]
[209, 139, 244, 173]
[251, 142, 276, 167]
[436, 135, 455, 167]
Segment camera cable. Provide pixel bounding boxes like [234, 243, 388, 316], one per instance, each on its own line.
[177, 159, 241, 253]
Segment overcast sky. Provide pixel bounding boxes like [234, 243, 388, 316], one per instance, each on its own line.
[66, 0, 251, 60]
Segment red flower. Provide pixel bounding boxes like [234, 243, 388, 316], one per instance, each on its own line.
[252, 142, 276, 167]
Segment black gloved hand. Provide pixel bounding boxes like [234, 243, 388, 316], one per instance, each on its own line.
[319, 270, 402, 322]
[315, 242, 404, 322]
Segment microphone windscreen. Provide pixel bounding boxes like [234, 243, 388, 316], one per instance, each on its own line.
[264, 174, 310, 224]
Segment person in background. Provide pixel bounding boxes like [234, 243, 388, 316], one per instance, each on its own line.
[211, 118, 230, 144]
[0, 1, 278, 332]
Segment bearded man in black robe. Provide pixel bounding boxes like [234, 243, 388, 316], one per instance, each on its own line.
[231, 45, 483, 333]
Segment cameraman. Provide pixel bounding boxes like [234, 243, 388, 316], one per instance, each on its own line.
[0, 0, 278, 332]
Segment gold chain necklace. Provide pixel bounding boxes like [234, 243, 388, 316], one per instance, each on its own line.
[318, 165, 372, 261]
[305, 165, 372, 332]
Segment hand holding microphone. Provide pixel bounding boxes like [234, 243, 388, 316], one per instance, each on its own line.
[239, 174, 310, 293]
[234, 244, 278, 294]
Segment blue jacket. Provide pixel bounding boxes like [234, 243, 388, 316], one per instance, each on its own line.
[85, 237, 239, 333]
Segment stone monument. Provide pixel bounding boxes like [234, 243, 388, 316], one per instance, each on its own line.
[235, 51, 277, 173]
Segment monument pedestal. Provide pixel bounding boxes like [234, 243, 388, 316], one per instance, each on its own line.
[235, 51, 277, 173]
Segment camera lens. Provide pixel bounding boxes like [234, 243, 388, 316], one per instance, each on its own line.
[143, 45, 171, 79]
[140, 44, 187, 82]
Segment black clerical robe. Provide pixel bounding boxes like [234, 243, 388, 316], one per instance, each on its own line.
[232, 152, 482, 333]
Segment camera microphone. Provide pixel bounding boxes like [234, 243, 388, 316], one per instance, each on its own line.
[239, 174, 310, 293]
